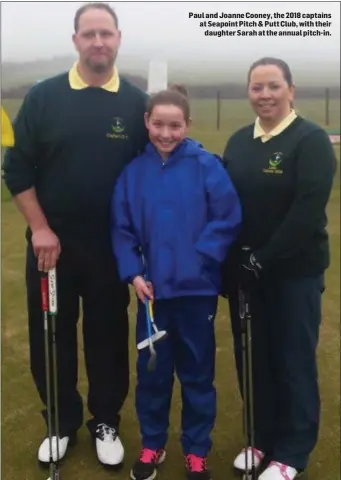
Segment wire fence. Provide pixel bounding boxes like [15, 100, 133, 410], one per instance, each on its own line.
[2, 90, 340, 139]
[188, 96, 340, 134]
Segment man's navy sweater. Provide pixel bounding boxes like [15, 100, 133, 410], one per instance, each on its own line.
[3, 72, 149, 244]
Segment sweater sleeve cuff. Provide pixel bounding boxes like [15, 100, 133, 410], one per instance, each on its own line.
[127, 274, 142, 285]
[5, 180, 36, 197]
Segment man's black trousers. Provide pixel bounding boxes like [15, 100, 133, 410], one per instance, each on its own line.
[228, 274, 324, 471]
[25, 237, 130, 438]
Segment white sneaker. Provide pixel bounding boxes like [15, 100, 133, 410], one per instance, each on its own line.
[259, 461, 299, 479]
[233, 447, 265, 471]
[95, 423, 124, 466]
[38, 436, 70, 463]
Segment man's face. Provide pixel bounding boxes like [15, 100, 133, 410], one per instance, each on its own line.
[72, 8, 121, 73]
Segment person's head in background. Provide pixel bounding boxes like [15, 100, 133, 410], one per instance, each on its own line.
[247, 57, 295, 131]
[145, 84, 191, 160]
[72, 2, 121, 77]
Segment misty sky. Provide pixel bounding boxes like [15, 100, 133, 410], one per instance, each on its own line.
[1, 1, 340, 84]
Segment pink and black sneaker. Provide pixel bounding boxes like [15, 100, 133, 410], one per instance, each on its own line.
[185, 454, 211, 479]
[130, 448, 166, 480]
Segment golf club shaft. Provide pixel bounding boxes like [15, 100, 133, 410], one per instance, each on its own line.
[238, 284, 249, 474]
[241, 313, 249, 474]
[245, 293, 256, 478]
[145, 297, 153, 344]
[41, 274, 54, 477]
[141, 255, 158, 370]
[148, 299, 157, 327]
[146, 294, 162, 337]
[240, 287, 256, 477]
[145, 297, 157, 370]
[240, 246, 256, 477]
[48, 268, 60, 466]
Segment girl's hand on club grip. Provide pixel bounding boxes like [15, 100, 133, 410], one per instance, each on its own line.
[133, 276, 154, 303]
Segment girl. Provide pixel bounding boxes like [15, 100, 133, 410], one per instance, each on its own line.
[222, 58, 336, 479]
[111, 85, 242, 480]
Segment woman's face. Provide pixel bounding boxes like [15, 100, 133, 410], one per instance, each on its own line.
[248, 64, 294, 124]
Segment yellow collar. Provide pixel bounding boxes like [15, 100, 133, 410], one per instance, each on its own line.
[68, 62, 120, 93]
[254, 110, 297, 143]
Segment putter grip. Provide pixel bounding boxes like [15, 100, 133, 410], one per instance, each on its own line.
[40, 275, 49, 312]
[148, 299, 154, 322]
[241, 245, 252, 267]
[48, 268, 58, 314]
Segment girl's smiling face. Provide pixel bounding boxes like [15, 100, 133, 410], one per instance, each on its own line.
[145, 104, 189, 159]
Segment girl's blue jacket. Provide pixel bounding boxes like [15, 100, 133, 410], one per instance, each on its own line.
[110, 138, 242, 299]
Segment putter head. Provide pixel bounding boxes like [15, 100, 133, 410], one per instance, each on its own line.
[137, 330, 168, 350]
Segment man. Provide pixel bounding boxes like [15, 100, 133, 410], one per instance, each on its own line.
[3, 2, 148, 469]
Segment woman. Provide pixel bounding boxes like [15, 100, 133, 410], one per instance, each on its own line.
[222, 57, 336, 479]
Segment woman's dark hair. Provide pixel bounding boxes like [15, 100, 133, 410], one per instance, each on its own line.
[146, 83, 190, 123]
[247, 57, 293, 87]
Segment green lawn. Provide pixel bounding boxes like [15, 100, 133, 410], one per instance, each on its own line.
[1, 98, 340, 480]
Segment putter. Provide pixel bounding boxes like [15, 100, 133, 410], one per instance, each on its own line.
[239, 247, 257, 480]
[137, 298, 168, 350]
[137, 252, 167, 369]
[41, 268, 61, 480]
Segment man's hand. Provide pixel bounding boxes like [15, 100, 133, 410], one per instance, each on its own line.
[132, 276, 154, 303]
[239, 252, 262, 288]
[31, 226, 61, 272]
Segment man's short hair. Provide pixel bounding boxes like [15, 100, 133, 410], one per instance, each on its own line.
[74, 2, 119, 32]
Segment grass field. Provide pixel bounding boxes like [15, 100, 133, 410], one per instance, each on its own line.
[1, 98, 340, 480]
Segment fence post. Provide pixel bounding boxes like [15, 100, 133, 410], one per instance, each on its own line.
[325, 87, 330, 126]
[216, 91, 221, 131]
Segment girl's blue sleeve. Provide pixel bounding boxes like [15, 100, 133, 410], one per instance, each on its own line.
[110, 170, 143, 283]
[195, 154, 242, 263]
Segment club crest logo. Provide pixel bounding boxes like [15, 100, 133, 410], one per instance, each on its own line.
[107, 117, 128, 140]
[263, 152, 284, 175]
[112, 117, 125, 133]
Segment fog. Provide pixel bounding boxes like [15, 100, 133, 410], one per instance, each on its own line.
[1, 1, 340, 86]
